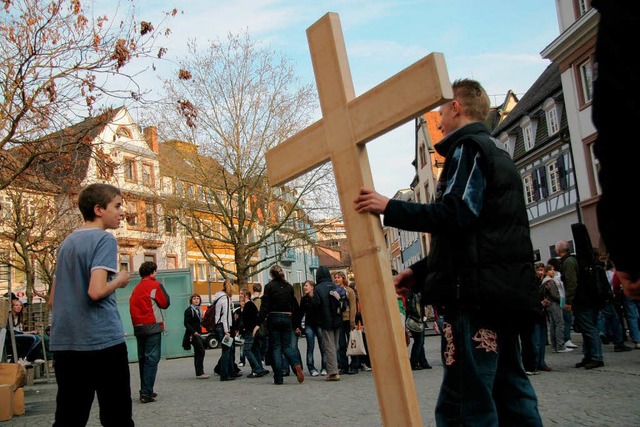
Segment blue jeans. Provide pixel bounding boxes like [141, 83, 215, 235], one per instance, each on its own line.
[435, 310, 542, 426]
[267, 313, 302, 384]
[409, 328, 429, 368]
[136, 332, 162, 397]
[598, 302, 624, 345]
[623, 295, 640, 343]
[574, 307, 603, 362]
[242, 332, 265, 374]
[304, 324, 326, 373]
[562, 309, 573, 342]
[534, 318, 548, 370]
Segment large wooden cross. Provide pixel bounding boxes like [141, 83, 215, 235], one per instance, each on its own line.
[266, 13, 452, 426]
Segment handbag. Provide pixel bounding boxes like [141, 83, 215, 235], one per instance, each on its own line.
[346, 327, 367, 356]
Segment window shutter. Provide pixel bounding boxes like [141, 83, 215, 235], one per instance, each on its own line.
[532, 172, 540, 201]
[537, 166, 548, 198]
[557, 155, 567, 190]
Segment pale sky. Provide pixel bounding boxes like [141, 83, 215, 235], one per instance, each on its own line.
[120, 0, 559, 198]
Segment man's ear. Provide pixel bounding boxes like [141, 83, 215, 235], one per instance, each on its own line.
[94, 204, 104, 217]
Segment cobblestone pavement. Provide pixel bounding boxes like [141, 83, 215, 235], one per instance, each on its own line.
[3, 332, 640, 426]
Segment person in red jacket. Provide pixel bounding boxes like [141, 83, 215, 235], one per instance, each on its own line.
[129, 262, 171, 403]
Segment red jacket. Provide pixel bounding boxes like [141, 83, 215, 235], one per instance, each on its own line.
[129, 276, 171, 336]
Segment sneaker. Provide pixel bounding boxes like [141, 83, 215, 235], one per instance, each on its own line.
[325, 374, 341, 381]
[294, 365, 305, 383]
[525, 371, 539, 375]
[196, 374, 210, 379]
[556, 348, 574, 353]
[311, 370, 320, 377]
[360, 363, 372, 372]
[139, 395, 156, 403]
[320, 369, 328, 376]
[614, 345, 633, 352]
[238, 363, 245, 367]
[565, 340, 578, 349]
[635, 343, 640, 349]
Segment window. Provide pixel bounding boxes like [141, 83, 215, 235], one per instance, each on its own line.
[522, 118, 535, 151]
[116, 126, 132, 138]
[0, 196, 12, 220]
[523, 174, 535, 204]
[577, 0, 590, 15]
[119, 254, 131, 272]
[126, 202, 138, 227]
[419, 144, 427, 168]
[188, 261, 196, 281]
[547, 161, 561, 194]
[578, 58, 593, 105]
[141, 162, 154, 187]
[543, 99, 560, 136]
[166, 255, 178, 270]
[197, 263, 207, 281]
[124, 158, 136, 182]
[144, 253, 156, 264]
[164, 216, 176, 234]
[297, 271, 303, 284]
[145, 203, 155, 229]
[175, 180, 184, 196]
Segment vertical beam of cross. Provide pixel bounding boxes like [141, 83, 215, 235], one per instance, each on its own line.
[266, 13, 452, 426]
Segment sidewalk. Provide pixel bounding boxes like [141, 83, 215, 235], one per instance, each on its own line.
[3, 333, 640, 426]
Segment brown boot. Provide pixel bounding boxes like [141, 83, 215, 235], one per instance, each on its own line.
[294, 365, 305, 383]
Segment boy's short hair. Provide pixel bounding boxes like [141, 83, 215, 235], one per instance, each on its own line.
[252, 283, 262, 293]
[78, 183, 122, 221]
[139, 261, 157, 277]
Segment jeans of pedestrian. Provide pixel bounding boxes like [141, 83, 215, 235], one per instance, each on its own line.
[192, 334, 206, 376]
[267, 313, 302, 384]
[623, 295, 640, 343]
[280, 330, 301, 374]
[547, 302, 565, 351]
[337, 320, 349, 370]
[136, 332, 162, 398]
[215, 324, 235, 380]
[435, 310, 542, 427]
[13, 332, 43, 362]
[53, 343, 133, 427]
[242, 332, 265, 374]
[562, 309, 573, 342]
[574, 307, 603, 362]
[533, 317, 548, 370]
[304, 324, 326, 374]
[598, 302, 624, 345]
[409, 328, 429, 368]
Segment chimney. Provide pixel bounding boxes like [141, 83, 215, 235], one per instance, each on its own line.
[143, 126, 159, 153]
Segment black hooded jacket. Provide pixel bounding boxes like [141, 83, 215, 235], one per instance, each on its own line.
[312, 266, 341, 330]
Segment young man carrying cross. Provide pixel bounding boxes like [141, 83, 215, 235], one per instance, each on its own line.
[354, 79, 543, 426]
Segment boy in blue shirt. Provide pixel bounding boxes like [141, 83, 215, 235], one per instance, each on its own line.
[50, 183, 133, 426]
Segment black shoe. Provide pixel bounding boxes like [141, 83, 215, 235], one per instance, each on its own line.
[575, 359, 591, 368]
[600, 336, 610, 345]
[347, 369, 358, 375]
[282, 371, 290, 377]
[247, 372, 265, 378]
[220, 376, 236, 381]
[583, 360, 604, 370]
[411, 365, 423, 371]
[420, 364, 433, 369]
[614, 345, 632, 352]
[232, 372, 243, 378]
[139, 395, 156, 403]
[339, 369, 347, 375]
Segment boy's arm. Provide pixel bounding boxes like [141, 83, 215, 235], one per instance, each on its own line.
[49, 277, 56, 310]
[88, 269, 131, 301]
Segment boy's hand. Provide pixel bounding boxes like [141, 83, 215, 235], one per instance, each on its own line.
[115, 271, 131, 288]
[394, 268, 415, 298]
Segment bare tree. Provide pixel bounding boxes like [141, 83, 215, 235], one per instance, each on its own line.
[0, 0, 178, 190]
[0, 184, 80, 306]
[151, 32, 339, 288]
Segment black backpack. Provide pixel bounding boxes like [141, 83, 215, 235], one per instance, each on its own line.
[202, 296, 224, 332]
[329, 285, 348, 316]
